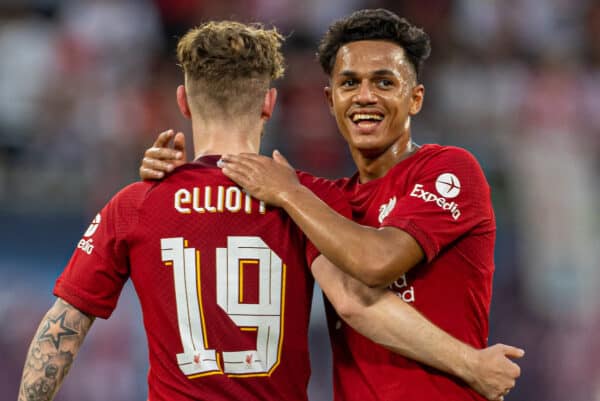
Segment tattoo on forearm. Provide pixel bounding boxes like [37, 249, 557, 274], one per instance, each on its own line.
[37, 310, 78, 349]
[18, 299, 94, 401]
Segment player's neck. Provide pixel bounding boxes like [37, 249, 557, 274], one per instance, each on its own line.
[353, 138, 419, 183]
[191, 120, 262, 158]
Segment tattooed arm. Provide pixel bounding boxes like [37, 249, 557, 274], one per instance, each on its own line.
[18, 298, 95, 401]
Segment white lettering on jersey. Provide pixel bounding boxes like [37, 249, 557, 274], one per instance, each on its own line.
[175, 186, 266, 215]
[410, 183, 461, 220]
[378, 196, 397, 224]
[77, 238, 94, 255]
[77, 213, 101, 255]
[83, 213, 101, 237]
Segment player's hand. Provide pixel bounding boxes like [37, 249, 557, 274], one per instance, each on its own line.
[220, 150, 300, 207]
[465, 344, 524, 400]
[139, 129, 187, 180]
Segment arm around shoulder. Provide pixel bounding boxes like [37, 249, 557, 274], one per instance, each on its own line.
[281, 185, 424, 287]
[311, 255, 524, 400]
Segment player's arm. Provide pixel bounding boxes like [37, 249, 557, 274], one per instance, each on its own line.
[17, 298, 95, 401]
[137, 133, 416, 287]
[220, 151, 421, 287]
[311, 255, 523, 401]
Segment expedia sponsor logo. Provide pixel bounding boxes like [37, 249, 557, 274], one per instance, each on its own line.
[435, 173, 461, 198]
[410, 182, 461, 220]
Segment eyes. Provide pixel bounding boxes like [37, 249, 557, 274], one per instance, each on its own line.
[339, 78, 395, 90]
[377, 79, 394, 89]
[341, 78, 358, 87]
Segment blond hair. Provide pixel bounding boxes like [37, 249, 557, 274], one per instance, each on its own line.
[177, 21, 285, 118]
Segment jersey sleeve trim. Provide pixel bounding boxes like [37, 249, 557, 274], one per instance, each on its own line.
[381, 218, 438, 263]
[53, 280, 114, 319]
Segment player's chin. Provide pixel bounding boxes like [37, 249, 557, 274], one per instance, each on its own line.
[351, 139, 389, 158]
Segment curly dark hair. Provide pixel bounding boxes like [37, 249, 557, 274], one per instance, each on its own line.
[317, 9, 431, 80]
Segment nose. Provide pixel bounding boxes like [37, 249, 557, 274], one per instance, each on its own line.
[353, 81, 377, 105]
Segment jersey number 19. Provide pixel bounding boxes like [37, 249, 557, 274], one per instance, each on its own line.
[161, 236, 285, 378]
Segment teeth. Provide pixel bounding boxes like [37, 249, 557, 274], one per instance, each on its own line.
[352, 113, 383, 122]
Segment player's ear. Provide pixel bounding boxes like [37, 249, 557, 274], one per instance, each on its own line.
[176, 85, 192, 119]
[324, 86, 334, 116]
[409, 84, 424, 115]
[260, 88, 277, 120]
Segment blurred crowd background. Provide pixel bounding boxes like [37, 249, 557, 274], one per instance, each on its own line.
[1, 0, 599, 400]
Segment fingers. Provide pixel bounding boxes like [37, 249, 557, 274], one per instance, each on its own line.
[152, 129, 175, 147]
[140, 166, 166, 180]
[272, 149, 292, 168]
[221, 164, 251, 187]
[148, 130, 186, 161]
[220, 153, 267, 174]
[173, 132, 187, 154]
[498, 387, 512, 400]
[490, 387, 512, 401]
[220, 159, 255, 181]
[507, 360, 521, 379]
[221, 153, 266, 163]
[219, 154, 263, 190]
[501, 344, 525, 359]
[143, 156, 176, 173]
[145, 147, 183, 161]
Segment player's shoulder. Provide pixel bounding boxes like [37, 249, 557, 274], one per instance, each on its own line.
[297, 171, 335, 190]
[110, 180, 156, 209]
[117, 180, 155, 197]
[298, 170, 340, 189]
[421, 143, 479, 162]
[296, 170, 348, 206]
[92, 181, 155, 233]
[416, 144, 485, 174]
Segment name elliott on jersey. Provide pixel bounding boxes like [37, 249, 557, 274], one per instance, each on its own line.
[174, 185, 266, 215]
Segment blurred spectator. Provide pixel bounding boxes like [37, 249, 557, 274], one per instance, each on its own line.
[0, 9, 58, 156]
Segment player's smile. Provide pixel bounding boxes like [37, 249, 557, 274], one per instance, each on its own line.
[349, 108, 385, 135]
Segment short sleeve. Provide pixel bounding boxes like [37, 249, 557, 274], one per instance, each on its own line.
[297, 172, 352, 267]
[381, 147, 494, 262]
[53, 182, 150, 318]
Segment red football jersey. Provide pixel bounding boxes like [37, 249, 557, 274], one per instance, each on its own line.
[329, 144, 495, 401]
[54, 155, 349, 401]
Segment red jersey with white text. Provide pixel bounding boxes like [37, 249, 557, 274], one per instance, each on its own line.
[54, 155, 349, 401]
[329, 144, 494, 401]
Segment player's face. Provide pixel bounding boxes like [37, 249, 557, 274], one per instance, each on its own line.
[325, 40, 423, 159]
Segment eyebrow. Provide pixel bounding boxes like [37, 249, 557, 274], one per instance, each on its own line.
[338, 69, 396, 77]
[339, 70, 357, 77]
[372, 69, 396, 76]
